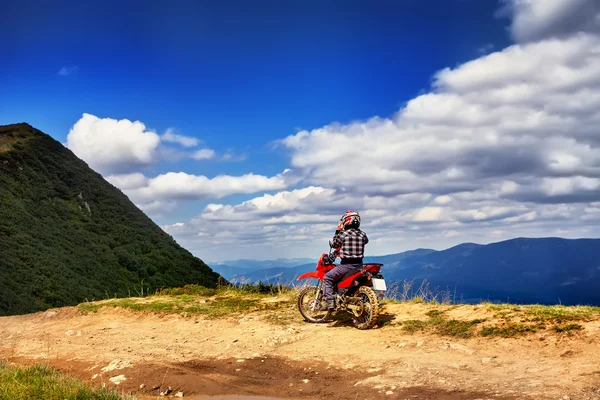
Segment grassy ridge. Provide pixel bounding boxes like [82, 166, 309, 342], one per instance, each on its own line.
[79, 283, 296, 318]
[76, 283, 600, 338]
[0, 362, 134, 400]
[0, 123, 221, 316]
[396, 302, 599, 338]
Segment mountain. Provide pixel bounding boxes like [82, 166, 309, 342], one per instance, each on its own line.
[364, 249, 437, 269]
[212, 250, 438, 282]
[217, 238, 600, 306]
[219, 249, 438, 285]
[208, 265, 254, 280]
[386, 237, 600, 305]
[0, 123, 221, 316]
[224, 263, 316, 285]
[208, 258, 315, 281]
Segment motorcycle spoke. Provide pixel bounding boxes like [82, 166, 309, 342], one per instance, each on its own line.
[297, 286, 331, 322]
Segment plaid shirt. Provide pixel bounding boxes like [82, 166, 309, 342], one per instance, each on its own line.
[332, 228, 369, 260]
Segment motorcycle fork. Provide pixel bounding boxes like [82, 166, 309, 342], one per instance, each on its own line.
[315, 280, 324, 304]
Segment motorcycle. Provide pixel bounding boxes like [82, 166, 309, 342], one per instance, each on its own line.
[296, 241, 387, 330]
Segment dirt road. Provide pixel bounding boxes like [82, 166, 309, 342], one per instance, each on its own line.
[1, 301, 600, 399]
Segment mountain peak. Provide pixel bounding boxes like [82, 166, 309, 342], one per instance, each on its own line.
[0, 123, 38, 152]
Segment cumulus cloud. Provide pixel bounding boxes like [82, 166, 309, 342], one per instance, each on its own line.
[163, 2, 600, 259]
[65, 2, 600, 260]
[161, 128, 200, 147]
[104, 172, 148, 190]
[280, 33, 600, 206]
[163, 183, 600, 260]
[106, 169, 295, 205]
[199, 186, 340, 223]
[66, 113, 161, 174]
[66, 114, 227, 173]
[504, 0, 600, 43]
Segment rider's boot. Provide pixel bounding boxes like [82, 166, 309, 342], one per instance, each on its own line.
[324, 299, 335, 310]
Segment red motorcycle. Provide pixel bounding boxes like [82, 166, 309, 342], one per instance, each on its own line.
[296, 241, 387, 329]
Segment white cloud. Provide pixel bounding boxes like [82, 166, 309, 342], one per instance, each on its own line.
[80, 3, 600, 261]
[434, 195, 453, 205]
[199, 186, 338, 223]
[105, 172, 148, 190]
[161, 128, 200, 147]
[108, 169, 294, 205]
[279, 33, 600, 206]
[163, 3, 600, 260]
[137, 200, 177, 215]
[192, 149, 216, 160]
[412, 207, 446, 222]
[541, 177, 600, 196]
[66, 113, 161, 174]
[505, 0, 600, 43]
[164, 182, 600, 260]
[222, 152, 247, 162]
[66, 114, 227, 172]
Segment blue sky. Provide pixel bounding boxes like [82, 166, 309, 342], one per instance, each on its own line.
[3, 0, 507, 162]
[2, 0, 600, 262]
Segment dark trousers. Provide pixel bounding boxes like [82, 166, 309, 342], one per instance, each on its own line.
[323, 264, 361, 301]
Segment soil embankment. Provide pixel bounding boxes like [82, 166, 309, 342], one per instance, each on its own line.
[1, 300, 600, 399]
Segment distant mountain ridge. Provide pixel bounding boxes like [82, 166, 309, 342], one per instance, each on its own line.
[210, 238, 600, 306]
[387, 237, 600, 305]
[0, 123, 221, 316]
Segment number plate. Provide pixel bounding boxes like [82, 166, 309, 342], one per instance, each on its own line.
[372, 278, 387, 291]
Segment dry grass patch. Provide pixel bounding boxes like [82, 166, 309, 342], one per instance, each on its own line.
[391, 302, 599, 339]
[79, 284, 297, 319]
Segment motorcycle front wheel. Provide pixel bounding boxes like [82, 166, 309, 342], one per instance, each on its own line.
[297, 285, 332, 323]
[351, 286, 380, 330]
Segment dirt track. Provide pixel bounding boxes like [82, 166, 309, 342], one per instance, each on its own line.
[1, 302, 600, 399]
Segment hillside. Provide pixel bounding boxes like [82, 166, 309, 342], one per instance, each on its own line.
[1, 291, 600, 399]
[0, 123, 221, 316]
[386, 237, 600, 305]
[213, 238, 600, 306]
[209, 257, 315, 281]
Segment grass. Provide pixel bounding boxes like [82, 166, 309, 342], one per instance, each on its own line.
[480, 323, 539, 338]
[79, 283, 296, 319]
[478, 303, 598, 337]
[76, 281, 599, 338]
[380, 281, 599, 338]
[0, 362, 135, 400]
[553, 323, 584, 333]
[0, 126, 33, 153]
[400, 309, 485, 338]
[395, 302, 598, 338]
[483, 303, 600, 323]
[385, 279, 455, 305]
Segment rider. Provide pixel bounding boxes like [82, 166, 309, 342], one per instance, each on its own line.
[323, 210, 369, 310]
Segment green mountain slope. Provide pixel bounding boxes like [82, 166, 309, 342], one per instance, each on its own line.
[0, 123, 221, 316]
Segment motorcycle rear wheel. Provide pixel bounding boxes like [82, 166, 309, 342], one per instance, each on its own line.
[351, 286, 380, 330]
[297, 285, 332, 323]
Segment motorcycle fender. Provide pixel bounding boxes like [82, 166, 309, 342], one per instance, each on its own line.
[297, 272, 320, 280]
